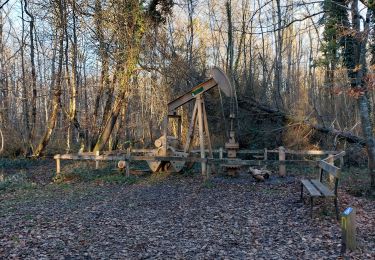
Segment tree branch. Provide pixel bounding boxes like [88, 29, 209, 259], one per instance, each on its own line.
[0, 0, 10, 9]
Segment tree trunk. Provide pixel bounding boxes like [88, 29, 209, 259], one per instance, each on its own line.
[24, 0, 37, 153]
[91, 0, 110, 147]
[93, 89, 126, 152]
[357, 94, 375, 187]
[273, 0, 284, 109]
[101, 63, 118, 129]
[70, 0, 84, 148]
[20, 1, 31, 153]
[226, 0, 233, 75]
[350, 2, 375, 190]
[187, 0, 194, 67]
[33, 0, 65, 157]
[257, 0, 268, 100]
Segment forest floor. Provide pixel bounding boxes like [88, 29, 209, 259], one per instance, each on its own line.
[0, 159, 374, 259]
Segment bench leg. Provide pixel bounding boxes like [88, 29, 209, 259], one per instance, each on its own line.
[310, 197, 313, 218]
[334, 197, 339, 220]
[300, 183, 304, 203]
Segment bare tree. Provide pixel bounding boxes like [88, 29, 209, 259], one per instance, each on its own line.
[24, 0, 37, 154]
[33, 0, 66, 156]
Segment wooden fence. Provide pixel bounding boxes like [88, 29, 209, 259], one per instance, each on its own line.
[54, 147, 345, 177]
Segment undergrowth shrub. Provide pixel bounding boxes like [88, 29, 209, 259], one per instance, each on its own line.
[1, 127, 24, 157]
[0, 158, 44, 170]
[341, 168, 375, 199]
[54, 161, 140, 185]
[0, 172, 36, 192]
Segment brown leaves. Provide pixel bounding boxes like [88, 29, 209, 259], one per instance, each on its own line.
[331, 86, 343, 96]
[347, 88, 365, 99]
[0, 167, 374, 258]
[328, 86, 364, 98]
[353, 64, 362, 73]
[364, 73, 375, 90]
[337, 26, 368, 41]
[346, 73, 375, 99]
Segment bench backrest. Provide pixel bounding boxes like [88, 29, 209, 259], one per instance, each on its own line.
[318, 151, 345, 195]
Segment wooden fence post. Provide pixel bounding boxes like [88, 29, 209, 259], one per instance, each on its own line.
[95, 151, 100, 169]
[206, 159, 211, 179]
[126, 148, 131, 177]
[219, 147, 223, 159]
[56, 155, 61, 175]
[279, 146, 286, 177]
[264, 148, 268, 161]
[341, 207, 357, 252]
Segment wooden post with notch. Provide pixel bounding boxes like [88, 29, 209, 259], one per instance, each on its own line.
[279, 146, 286, 177]
[341, 207, 357, 252]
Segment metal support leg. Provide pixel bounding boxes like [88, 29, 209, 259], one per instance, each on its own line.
[310, 197, 313, 218]
[300, 183, 304, 203]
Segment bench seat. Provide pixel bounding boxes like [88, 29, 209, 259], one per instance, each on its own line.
[301, 179, 335, 197]
[301, 177, 338, 219]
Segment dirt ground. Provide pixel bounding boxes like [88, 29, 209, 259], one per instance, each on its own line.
[0, 160, 374, 259]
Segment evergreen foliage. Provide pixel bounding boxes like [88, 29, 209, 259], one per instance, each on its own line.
[320, 0, 350, 70]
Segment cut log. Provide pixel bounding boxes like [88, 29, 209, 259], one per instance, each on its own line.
[248, 167, 271, 181]
[117, 160, 126, 171]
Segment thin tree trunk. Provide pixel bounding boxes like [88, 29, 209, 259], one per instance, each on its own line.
[187, 0, 194, 67]
[64, 19, 72, 152]
[24, 0, 37, 153]
[226, 0, 233, 75]
[70, 0, 84, 147]
[20, 0, 30, 152]
[273, 0, 284, 109]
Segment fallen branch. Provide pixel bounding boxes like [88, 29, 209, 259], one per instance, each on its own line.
[303, 121, 366, 146]
[238, 96, 366, 146]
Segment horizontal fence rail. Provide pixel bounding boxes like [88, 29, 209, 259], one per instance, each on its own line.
[54, 147, 345, 177]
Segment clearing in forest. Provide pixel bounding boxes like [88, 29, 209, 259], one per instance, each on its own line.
[0, 160, 374, 259]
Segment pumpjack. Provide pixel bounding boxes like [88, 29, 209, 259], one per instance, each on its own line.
[146, 67, 239, 175]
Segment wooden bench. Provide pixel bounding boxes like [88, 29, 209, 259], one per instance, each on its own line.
[300, 152, 345, 220]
